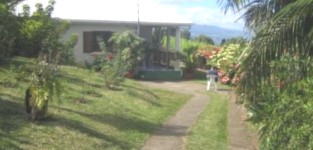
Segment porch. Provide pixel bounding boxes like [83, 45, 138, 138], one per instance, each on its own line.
[137, 25, 184, 80]
[138, 50, 182, 80]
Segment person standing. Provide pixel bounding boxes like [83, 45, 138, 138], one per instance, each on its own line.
[206, 66, 219, 91]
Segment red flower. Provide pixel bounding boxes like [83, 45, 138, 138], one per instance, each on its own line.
[221, 76, 230, 84]
[107, 53, 113, 61]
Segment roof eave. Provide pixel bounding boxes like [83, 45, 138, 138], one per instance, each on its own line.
[65, 19, 192, 27]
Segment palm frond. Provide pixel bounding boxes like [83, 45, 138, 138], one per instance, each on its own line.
[238, 0, 313, 99]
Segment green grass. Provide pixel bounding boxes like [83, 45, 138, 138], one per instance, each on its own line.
[0, 57, 190, 150]
[184, 92, 229, 150]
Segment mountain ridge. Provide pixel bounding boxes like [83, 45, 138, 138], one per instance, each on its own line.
[190, 24, 250, 45]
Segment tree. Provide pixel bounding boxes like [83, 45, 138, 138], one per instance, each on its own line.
[193, 34, 214, 45]
[19, 1, 77, 63]
[221, 0, 313, 148]
[181, 29, 191, 40]
[0, 1, 21, 62]
[220, 36, 248, 47]
[96, 31, 145, 89]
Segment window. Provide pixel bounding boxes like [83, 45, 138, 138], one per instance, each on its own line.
[83, 31, 113, 53]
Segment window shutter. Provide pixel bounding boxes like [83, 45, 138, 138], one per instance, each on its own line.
[83, 32, 93, 53]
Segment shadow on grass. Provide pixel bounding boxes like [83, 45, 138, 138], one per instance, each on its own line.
[36, 116, 132, 149]
[54, 107, 159, 133]
[0, 94, 26, 115]
[61, 72, 103, 89]
[0, 95, 29, 149]
[121, 84, 161, 106]
[37, 105, 163, 149]
[0, 132, 23, 150]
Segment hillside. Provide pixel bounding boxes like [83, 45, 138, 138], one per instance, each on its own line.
[190, 24, 251, 45]
[0, 57, 190, 149]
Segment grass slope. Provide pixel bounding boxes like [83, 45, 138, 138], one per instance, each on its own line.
[184, 92, 229, 150]
[0, 57, 190, 150]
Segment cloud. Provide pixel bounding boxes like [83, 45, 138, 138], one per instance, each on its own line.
[17, 0, 244, 30]
[141, 0, 244, 30]
[180, 6, 244, 30]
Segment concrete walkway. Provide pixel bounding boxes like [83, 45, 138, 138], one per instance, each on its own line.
[140, 81, 258, 150]
[228, 93, 259, 150]
[140, 81, 210, 150]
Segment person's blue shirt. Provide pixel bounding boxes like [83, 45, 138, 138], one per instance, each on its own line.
[207, 68, 219, 82]
[207, 69, 218, 76]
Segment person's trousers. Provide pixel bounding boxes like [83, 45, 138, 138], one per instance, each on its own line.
[207, 80, 217, 91]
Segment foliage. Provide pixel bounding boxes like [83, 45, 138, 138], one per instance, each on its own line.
[195, 44, 219, 59]
[97, 37, 125, 89]
[18, 0, 77, 64]
[180, 41, 200, 73]
[95, 31, 144, 89]
[208, 43, 247, 71]
[0, 1, 21, 62]
[257, 78, 313, 149]
[222, 0, 313, 148]
[108, 31, 145, 71]
[193, 34, 215, 45]
[152, 27, 173, 49]
[220, 36, 248, 47]
[28, 55, 62, 120]
[16, 1, 76, 120]
[181, 28, 191, 40]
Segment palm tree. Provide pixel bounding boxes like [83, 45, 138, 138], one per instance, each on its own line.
[220, 0, 313, 148]
[220, 0, 313, 102]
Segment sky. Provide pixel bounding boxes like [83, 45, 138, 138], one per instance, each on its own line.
[17, 0, 245, 30]
[141, 0, 245, 30]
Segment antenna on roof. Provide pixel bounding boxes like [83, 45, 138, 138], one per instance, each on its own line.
[137, 0, 140, 35]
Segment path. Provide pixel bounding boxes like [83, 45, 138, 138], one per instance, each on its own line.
[140, 81, 258, 150]
[140, 81, 209, 150]
[227, 92, 259, 150]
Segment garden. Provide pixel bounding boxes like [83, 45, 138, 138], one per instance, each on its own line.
[0, 1, 228, 149]
[1, 0, 313, 149]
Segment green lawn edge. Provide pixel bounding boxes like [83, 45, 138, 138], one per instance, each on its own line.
[184, 92, 229, 150]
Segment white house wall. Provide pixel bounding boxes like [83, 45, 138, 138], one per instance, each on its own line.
[63, 22, 137, 64]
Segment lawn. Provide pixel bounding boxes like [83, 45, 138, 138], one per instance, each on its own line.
[184, 92, 229, 150]
[0, 57, 190, 150]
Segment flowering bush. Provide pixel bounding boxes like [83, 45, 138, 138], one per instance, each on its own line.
[207, 43, 248, 85]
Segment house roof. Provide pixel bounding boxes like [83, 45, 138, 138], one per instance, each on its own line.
[18, 0, 193, 26]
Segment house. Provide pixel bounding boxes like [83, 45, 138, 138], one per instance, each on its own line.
[20, 0, 193, 80]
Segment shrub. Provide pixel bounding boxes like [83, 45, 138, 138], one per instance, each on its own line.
[259, 78, 313, 149]
[28, 55, 62, 120]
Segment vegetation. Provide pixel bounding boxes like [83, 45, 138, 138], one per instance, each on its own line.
[27, 55, 62, 120]
[180, 41, 200, 73]
[0, 0, 21, 62]
[0, 57, 190, 149]
[108, 31, 145, 72]
[193, 34, 215, 45]
[222, 0, 313, 149]
[94, 31, 145, 89]
[185, 92, 228, 150]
